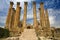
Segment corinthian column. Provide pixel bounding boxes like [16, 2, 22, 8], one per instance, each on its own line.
[23, 2, 28, 28]
[33, 2, 38, 28]
[45, 9, 52, 37]
[40, 2, 45, 28]
[5, 2, 14, 30]
[45, 9, 50, 28]
[14, 2, 21, 28]
[39, 8, 42, 27]
[10, 8, 15, 30]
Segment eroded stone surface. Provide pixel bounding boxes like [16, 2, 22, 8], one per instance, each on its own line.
[39, 36, 52, 40]
[19, 29, 38, 40]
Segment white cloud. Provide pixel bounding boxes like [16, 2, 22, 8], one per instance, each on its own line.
[48, 9, 56, 25]
[27, 8, 33, 19]
[48, 9, 60, 27]
[49, 16, 56, 25]
[27, 14, 33, 19]
[48, 9, 60, 15]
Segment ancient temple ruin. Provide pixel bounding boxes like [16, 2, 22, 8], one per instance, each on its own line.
[5, 1, 53, 40]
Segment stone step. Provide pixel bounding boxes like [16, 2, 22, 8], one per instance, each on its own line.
[5, 29, 52, 40]
[19, 29, 38, 40]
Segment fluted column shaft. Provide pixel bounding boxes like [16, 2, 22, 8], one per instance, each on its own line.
[23, 2, 28, 28]
[5, 2, 14, 30]
[40, 2, 45, 28]
[10, 8, 15, 30]
[14, 2, 21, 28]
[45, 9, 52, 37]
[45, 9, 50, 28]
[39, 8, 42, 26]
[33, 2, 38, 28]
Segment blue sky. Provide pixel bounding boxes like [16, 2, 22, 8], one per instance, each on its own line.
[0, 0, 60, 28]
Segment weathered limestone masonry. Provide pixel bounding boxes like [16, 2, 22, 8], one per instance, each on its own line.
[45, 9, 50, 28]
[14, 2, 21, 31]
[45, 9, 52, 37]
[19, 29, 38, 40]
[40, 2, 45, 28]
[39, 8, 42, 28]
[40, 2, 52, 37]
[40, 2, 46, 36]
[10, 2, 22, 36]
[38, 8, 44, 36]
[23, 2, 28, 29]
[5, 2, 14, 30]
[9, 8, 15, 31]
[11, 8, 16, 31]
[33, 2, 38, 28]
[9, 8, 16, 36]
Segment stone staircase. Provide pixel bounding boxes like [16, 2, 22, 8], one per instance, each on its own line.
[5, 29, 52, 40]
[19, 29, 38, 40]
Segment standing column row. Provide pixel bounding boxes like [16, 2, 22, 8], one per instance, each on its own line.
[39, 8, 42, 27]
[10, 8, 15, 31]
[33, 2, 38, 28]
[40, 2, 46, 28]
[23, 2, 28, 29]
[14, 2, 21, 30]
[5, 2, 14, 30]
[45, 9, 52, 36]
[45, 9, 50, 28]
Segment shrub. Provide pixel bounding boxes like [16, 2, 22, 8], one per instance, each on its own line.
[0, 27, 10, 38]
